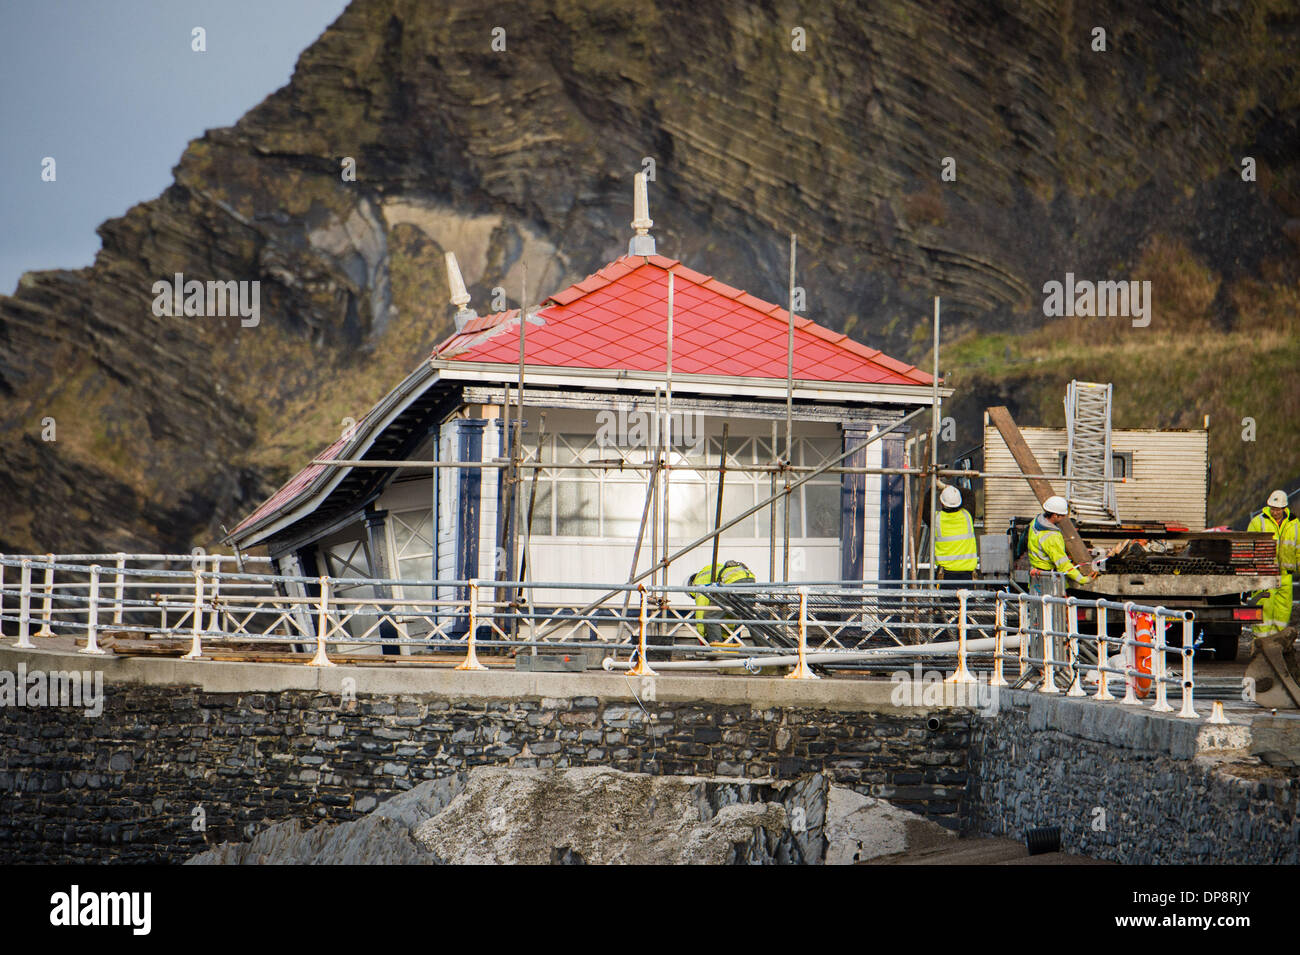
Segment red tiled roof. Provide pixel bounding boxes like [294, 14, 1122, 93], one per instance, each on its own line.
[432, 254, 932, 385]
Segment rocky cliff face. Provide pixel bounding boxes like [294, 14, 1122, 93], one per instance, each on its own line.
[2, 0, 1297, 550]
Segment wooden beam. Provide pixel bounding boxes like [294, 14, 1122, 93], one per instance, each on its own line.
[986, 406, 1093, 570]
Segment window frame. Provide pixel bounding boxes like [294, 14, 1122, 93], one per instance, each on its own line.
[1058, 450, 1132, 480]
[525, 429, 840, 542]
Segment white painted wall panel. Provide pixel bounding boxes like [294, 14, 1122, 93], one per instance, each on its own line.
[864, 435, 883, 579]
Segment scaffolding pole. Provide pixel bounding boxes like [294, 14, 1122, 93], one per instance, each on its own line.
[902, 442, 912, 581]
[494, 384, 512, 632]
[651, 386, 662, 593]
[663, 271, 674, 590]
[784, 233, 796, 582]
[510, 264, 528, 619]
[518, 412, 545, 647]
[929, 296, 940, 582]
[709, 422, 730, 581]
[769, 420, 778, 581]
[316, 457, 1105, 483]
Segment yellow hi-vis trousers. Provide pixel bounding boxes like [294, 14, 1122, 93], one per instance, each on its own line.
[1255, 573, 1294, 635]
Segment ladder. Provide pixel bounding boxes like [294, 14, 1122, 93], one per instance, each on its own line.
[1064, 380, 1119, 523]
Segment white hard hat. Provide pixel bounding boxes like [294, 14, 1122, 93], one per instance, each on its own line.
[1043, 495, 1070, 515]
[939, 485, 962, 508]
[1268, 490, 1288, 509]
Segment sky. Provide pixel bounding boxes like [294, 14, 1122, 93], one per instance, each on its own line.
[0, 0, 352, 293]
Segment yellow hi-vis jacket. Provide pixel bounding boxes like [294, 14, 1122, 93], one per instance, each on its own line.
[935, 508, 977, 572]
[1248, 506, 1299, 574]
[688, 561, 756, 638]
[1027, 514, 1088, 584]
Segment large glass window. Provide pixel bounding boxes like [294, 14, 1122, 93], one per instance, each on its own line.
[522, 430, 840, 540]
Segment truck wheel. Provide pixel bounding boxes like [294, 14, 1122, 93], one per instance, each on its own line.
[1212, 630, 1240, 662]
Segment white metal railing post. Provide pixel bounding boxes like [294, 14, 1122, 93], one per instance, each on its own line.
[1039, 596, 1060, 694]
[113, 552, 126, 627]
[628, 583, 656, 677]
[1017, 593, 1027, 678]
[1066, 597, 1085, 696]
[1094, 603, 1114, 700]
[456, 579, 487, 671]
[182, 568, 204, 660]
[945, 588, 976, 684]
[1120, 602, 1140, 706]
[15, 558, 34, 649]
[307, 576, 335, 667]
[786, 586, 818, 680]
[81, 564, 106, 655]
[35, 553, 55, 636]
[990, 594, 1008, 687]
[1178, 612, 1197, 719]
[208, 555, 222, 634]
[1151, 607, 1173, 713]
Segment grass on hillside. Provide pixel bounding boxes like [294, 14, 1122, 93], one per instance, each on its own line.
[938, 237, 1300, 525]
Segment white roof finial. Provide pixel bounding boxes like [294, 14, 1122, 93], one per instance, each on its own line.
[629, 172, 655, 256]
[445, 252, 476, 331]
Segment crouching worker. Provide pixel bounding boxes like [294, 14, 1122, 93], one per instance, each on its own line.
[687, 560, 756, 643]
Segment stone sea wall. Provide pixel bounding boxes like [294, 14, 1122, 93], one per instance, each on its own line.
[0, 680, 969, 864]
[3, 647, 1296, 865]
[965, 691, 1300, 865]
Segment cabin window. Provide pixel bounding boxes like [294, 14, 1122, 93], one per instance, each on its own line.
[1058, 450, 1132, 479]
[320, 537, 378, 640]
[323, 538, 372, 578]
[390, 508, 434, 581]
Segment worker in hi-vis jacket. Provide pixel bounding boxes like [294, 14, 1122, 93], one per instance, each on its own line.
[1248, 490, 1299, 635]
[1026, 495, 1096, 670]
[934, 485, 978, 581]
[1027, 495, 1094, 587]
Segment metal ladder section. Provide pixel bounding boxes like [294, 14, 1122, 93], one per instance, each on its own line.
[1064, 380, 1119, 523]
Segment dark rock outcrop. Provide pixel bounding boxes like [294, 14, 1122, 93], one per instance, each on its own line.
[186, 766, 952, 864]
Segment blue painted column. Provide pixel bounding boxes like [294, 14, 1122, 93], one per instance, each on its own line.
[840, 425, 870, 582]
[877, 433, 904, 581]
[494, 418, 512, 583]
